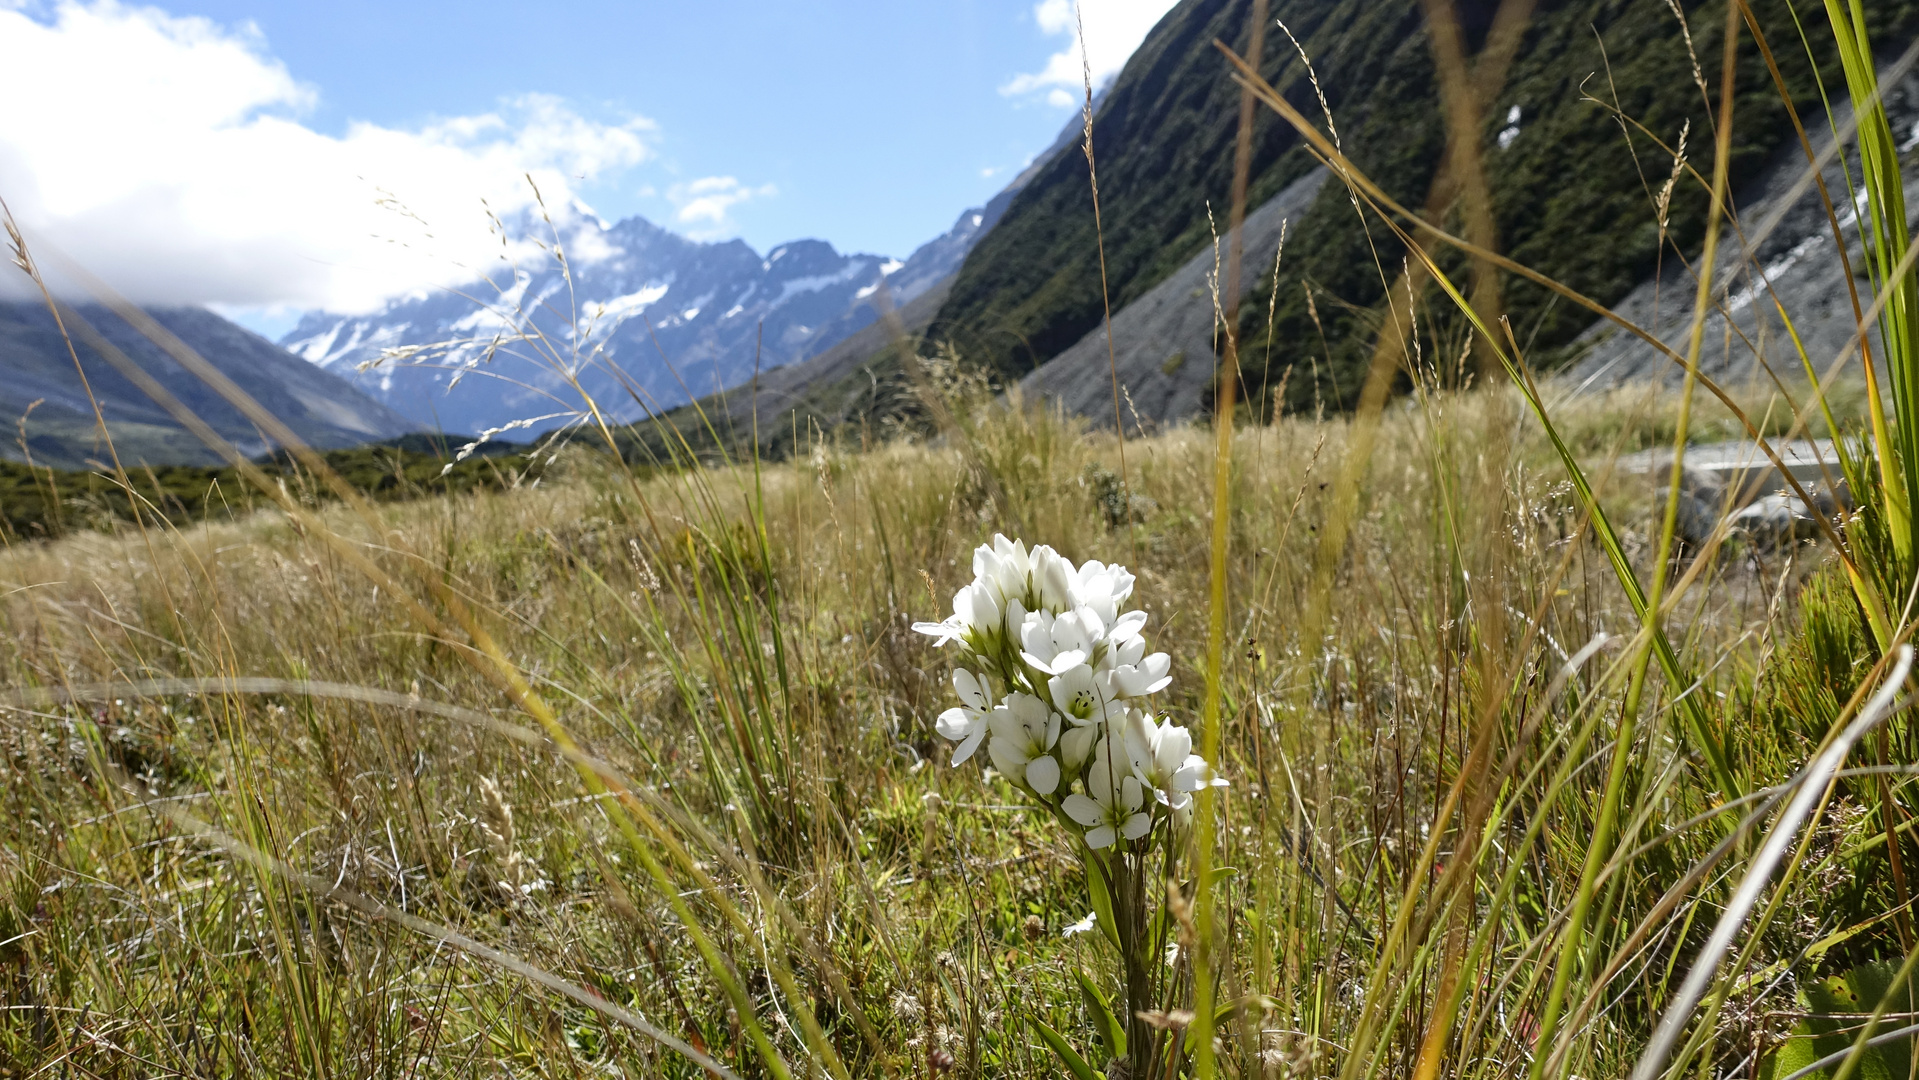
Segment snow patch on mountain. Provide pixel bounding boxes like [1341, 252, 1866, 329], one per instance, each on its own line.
[281, 177, 1030, 435]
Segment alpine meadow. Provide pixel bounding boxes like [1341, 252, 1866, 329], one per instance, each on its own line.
[14, 1, 1919, 1078]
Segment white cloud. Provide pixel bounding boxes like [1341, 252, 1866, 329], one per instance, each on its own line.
[1002, 0, 1180, 104]
[0, 0, 655, 313]
[665, 176, 776, 238]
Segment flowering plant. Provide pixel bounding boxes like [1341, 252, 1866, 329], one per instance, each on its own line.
[916, 535, 1224, 1074]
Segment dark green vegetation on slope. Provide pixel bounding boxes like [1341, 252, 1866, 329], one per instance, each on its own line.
[928, 0, 1919, 415]
[0, 439, 536, 541]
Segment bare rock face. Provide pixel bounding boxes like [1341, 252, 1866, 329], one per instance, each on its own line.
[1668, 466, 1728, 548]
[1016, 168, 1329, 433]
[1727, 492, 1825, 549]
[1560, 58, 1919, 396]
[1619, 440, 1851, 549]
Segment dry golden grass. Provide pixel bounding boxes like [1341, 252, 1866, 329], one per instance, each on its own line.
[0, 383, 1843, 1078]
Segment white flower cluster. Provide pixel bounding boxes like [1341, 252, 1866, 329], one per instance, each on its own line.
[914, 535, 1223, 848]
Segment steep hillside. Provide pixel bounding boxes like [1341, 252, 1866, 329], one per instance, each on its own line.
[1561, 53, 1919, 394]
[1239, 0, 1919, 416]
[924, 0, 1416, 380]
[1020, 167, 1327, 430]
[933, 0, 1919, 418]
[0, 302, 417, 469]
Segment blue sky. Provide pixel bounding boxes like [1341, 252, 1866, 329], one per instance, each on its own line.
[152, 0, 1115, 257]
[0, 0, 1177, 331]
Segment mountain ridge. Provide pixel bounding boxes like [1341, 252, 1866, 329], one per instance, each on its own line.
[0, 301, 417, 469]
[280, 186, 1023, 437]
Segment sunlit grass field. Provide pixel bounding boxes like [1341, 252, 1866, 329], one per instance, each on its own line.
[0, 378, 1877, 1077]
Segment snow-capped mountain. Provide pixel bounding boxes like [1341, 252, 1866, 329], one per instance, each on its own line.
[281, 199, 1005, 437]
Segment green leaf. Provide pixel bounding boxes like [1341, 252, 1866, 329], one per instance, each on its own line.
[1073, 968, 1126, 1060]
[1032, 1017, 1101, 1080]
[1081, 851, 1121, 952]
[1757, 961, 1918, 1080]
[1215, 994, 1264, 1026]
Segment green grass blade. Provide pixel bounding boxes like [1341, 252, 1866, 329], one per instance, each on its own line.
[1032, 1017, 1103, 1080]
[1074, 967, 1128, 1060]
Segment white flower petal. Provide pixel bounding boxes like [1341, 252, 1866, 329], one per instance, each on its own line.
[935, 707, 974, 741]
[1112, 652, 1173, 697]
[1007, 692, 1053, 732]
[1020, 610, 1054, 657]
[1051, 610, 1097, 658]
[1153, 722, 1193, 778]
[912, 619, 961, 645]
[1059, 724, 1099, 769]
[953, 669, 991, 710]
[970, 585, 1001, 632]
[987, 735, 1025, 781]
[953, 726, 987, 766]
[988, 697, 1033, 743]
[1026, 755, 1061, 795]
[1036, 548, 1075, 612]
[1118, 710, 1157, 777]
[1049, 665, 1114, 723]
[1062, 792, 1104, 827]
[1121, 812, 1154, 841]
[1049, 649, 1088, 673]
[1084, 825, 1117, 849]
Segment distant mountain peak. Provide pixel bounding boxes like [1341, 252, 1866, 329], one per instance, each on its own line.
[280, 194, 1016, 435]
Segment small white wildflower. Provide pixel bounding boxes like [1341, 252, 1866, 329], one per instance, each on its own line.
[1062, 911, 1097, 938]
[1071, 559, 1136, 624]
[985, 693, 1062, 796]
[1105, 648, 1172, 697]
[1031, 544, 1078, 612]
[973, 534, 1035, 610]
[1018, 606, 1103, 674]
[1047, 664, 1124, 727]
[934, 669, 993, 764]
[912, 580, 1000, 648]
[1063, 739, 1152, 849]
[918, 533, 1223, 850]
